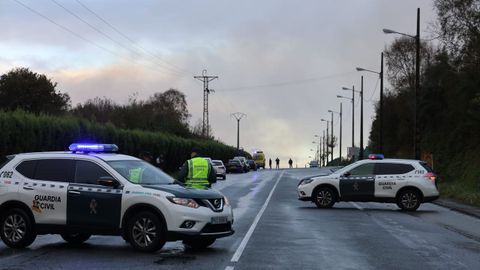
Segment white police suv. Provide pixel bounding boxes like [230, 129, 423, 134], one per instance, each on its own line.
[0, 144, 234, 252]
[297, 154, 439, 211]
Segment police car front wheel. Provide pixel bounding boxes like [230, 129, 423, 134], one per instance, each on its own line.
[0, 208, 37, 248]
[313, 187, 336, 209]
[397, 189, 421, 211]
[126, 211, 166, 252]
[61, 233, 91, 244]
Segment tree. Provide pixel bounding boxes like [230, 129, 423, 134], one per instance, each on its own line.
[434, 0, 480, 65]
[0, 67, 71, 114]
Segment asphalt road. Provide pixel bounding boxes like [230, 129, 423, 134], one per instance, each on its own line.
[1, 168, 480, 270]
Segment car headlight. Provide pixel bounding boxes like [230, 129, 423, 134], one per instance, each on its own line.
[167, 197, 199, 208]
[223, 196, 230, 206]
[298, 178, 314, 186]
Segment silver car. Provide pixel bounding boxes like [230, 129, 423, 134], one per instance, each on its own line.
[212, 160, 227, 180]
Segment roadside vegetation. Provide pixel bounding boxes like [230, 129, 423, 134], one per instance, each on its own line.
[368, 0, 480, 206]
[0, 68, 247, 173]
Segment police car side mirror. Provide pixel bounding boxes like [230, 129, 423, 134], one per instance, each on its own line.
[97, 176, 119, 188]
[342, 172, 351, 177]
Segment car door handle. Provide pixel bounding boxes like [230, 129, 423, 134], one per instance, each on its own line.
[23, 186, 34, 191]
[68, 190, 81, 195]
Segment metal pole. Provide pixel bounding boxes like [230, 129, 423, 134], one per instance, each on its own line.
[352, 85, 355, 160]
[236, 119, 240, 150]
[360, 76, 364, 160]
[414, 7, 421, 160]
[326, 122, 329, 164]
[322, 131, 326, 166]
[379, 52, 384, 154]
[339, 103, 343, 163]
[330, 112, 334, 163]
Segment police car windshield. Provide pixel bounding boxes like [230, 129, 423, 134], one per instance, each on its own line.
[108, 160, 174, 185]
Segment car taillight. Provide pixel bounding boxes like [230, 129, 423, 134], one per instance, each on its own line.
[424, 172, 436, 181]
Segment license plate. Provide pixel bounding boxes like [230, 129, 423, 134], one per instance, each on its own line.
[211, 216, 228, 224]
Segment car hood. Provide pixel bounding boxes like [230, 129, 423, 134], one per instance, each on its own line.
[142, 184, 223, 199]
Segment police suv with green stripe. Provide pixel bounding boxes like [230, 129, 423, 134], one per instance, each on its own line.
[297, 154, 439, 211]
[0, 144, 234, 252]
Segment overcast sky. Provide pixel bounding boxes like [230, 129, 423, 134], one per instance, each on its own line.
[0, 0, 437, 167]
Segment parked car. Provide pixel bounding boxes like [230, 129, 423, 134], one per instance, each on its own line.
[227, 159, 244, 173]
[309, 160, 319, 168]
[233, 156, 249, 172]
[212, 160, 227, 180]
[247, 159, 257, 171]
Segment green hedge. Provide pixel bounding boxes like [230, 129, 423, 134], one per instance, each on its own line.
[0, 110, 247, 172]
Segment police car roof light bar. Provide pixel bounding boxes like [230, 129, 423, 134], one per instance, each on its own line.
[69, 143, 119, 153]
[368, 154, 384, 160]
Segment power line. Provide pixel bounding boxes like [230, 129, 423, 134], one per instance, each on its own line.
[74, 0, 193, 76]
[13, 0, 184, 77]
[218, 71, 356, 92]
[49, 0, 185, 77]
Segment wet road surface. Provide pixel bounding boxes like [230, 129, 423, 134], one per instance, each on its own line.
[1, 168, 479, 270]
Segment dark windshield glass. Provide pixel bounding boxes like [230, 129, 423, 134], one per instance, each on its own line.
[108, 160, 174, 185]
[419, 162, 433, 172]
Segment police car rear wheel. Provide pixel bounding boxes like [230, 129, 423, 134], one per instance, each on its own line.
[61, 233, 91, 244]
[313, 187, 336, 208]
[127, 211, 166, 252]
[397, 189, 421, 211]
[0, 208, 36, 248]
[183, 238, 216, 250]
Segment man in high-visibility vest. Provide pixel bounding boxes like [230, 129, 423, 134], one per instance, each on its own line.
[178, 149, 216, 189]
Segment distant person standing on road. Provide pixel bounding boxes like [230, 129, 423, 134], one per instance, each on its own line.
[275, 157, 280, 169]
[269, 158, 272, 169]
[288, 158, 293, 168]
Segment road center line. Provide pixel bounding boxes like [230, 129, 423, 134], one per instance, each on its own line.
[228, 171, 284, 266]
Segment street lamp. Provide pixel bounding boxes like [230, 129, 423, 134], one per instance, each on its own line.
[356, 53, 384, 154]
[320, 119, 330, 164]
[344, 79, 365, 160]
[383, 8, 421, 160]
[329, 104, 342, 165]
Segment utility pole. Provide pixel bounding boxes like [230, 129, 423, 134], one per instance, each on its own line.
[339, 103, 342, 163]
[322, 130, 326, 166]
[194, 69, 218, 137]
[231, 112, 246, 150]
[414, 8, 421, 160]
[379, 52, 384, 154]
[359, 76, 364, 160]
[330, 112, 334, 162]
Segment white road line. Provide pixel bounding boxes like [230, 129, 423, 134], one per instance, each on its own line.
[351, 201, 364, 211]
[227, 171, 284, 269]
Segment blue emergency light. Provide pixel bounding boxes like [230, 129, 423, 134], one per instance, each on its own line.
[368, 154, 384, 160]
[69, 143, 119, 153]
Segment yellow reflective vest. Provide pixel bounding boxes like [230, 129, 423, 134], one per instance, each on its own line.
[185, 157, 210, 189]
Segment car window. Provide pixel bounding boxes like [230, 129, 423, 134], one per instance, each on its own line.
[419, 162, 433, 173]
[347, 163, 375, 176]
[16, 160, 37, 178]
[212, 161, 222, 166]
[33, 159, 75, 182]
[75, 160, 113, 185]
[375, 163, 415, 175]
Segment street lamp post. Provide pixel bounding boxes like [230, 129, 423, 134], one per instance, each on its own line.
[321, 119, 330, 164]
[356, 52, 384, 154]
[329, 104, 342, 165]
[337, 95, 353, 159]
[383, 8, 421, 159]
[322, 130, 326, 166]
